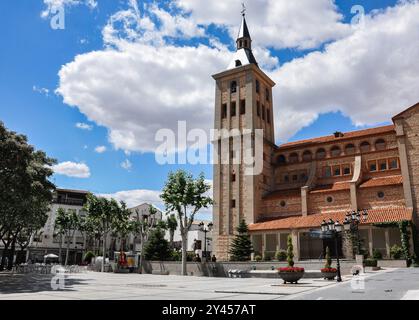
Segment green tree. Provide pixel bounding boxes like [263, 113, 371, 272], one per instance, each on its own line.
[144, 227, 171, 261]
[83, 194, 128, 272]
[55, 208, 80, 265]
[0, 122, 55, 270]
[229, 219, 253, 261]
[287, 235, 295, 267]
[160, 170, 213, 276]
[166, 214, 178, 248]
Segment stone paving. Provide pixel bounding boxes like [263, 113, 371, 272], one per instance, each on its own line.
[0, 270, 354, 300]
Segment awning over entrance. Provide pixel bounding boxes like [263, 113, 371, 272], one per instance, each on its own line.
[249, 207, 413, 232]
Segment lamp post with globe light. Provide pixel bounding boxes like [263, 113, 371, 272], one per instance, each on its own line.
[198, 222, 213, 262]
[321, 219, 343, 282]
[343, 209, 369, 256]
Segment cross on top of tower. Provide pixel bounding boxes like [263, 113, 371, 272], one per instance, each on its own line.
[241, 3, 246, 16]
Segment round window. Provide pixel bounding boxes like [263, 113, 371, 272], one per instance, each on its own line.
[377, 191, 385, 199]
[280, 200, 286, 207]
[326, 196, 334, 203]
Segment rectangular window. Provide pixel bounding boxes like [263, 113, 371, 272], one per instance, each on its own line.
[231, 199, 236, 208]
[343, 165, 351, 175]
[222, 104, 227, 119]
[333, 165, 341, 176]
[257, 101, 261, 117]
[231, 174, 236, 182]
[231, 101, 236, 117]
[262, 105, 265, 120]
[256, 80, 260, 93]
[378, 159, 387, 171]
[265, 88, 270, 101]
[389, 158, 399, 170]
[267, 109, 271, 124]
[324, 167, 332, 177]
[292, 174, 298, 181]
[369, 160, 377, 172]
[240, 100, 246, 114]
[284, 175, 289, 182]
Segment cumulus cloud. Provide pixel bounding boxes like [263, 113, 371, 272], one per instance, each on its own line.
[41, 0, 97, 18]
[98, 189, 162, 209]
[57, 0, 419, 153]
[52, 161, 91, 178]
[175, 0, 351, 50]
[269, 1, 419, 141]
[75, 122, 93, 130]
[94, 145, 106, 153]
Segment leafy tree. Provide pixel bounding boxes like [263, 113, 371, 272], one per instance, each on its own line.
[0, 122, 55, 270]
[160, 170, 213, 275]
[144, 227, 171, 261]
[166, 214, 178, 248]
[55, 208, 80, 265]
[229, 219, 253, 261]
[83, 194, 129, 272]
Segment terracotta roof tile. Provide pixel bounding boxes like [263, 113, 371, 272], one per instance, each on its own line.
[249, 207, 413, 231]
[359, 175, 403, 188]
[278, 125, 395, 150]
[310, 181, 350, 194]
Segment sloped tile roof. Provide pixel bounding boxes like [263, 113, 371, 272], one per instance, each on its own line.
[249, 207, 413, 231]
[359, 175, 403, 188]
[310, 181, 351, 194]
[278, 125, 395, 150]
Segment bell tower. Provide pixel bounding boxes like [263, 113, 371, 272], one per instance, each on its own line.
[212, 10, 276, 261]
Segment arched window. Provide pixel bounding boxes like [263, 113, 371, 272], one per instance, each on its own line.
[230, 81, 237, 93]
[302, 150, 313, 162]
[316, 148, 326, 160]
[345, 143, 356, 155]
[289, 153, 299, 163]
[375, 139, 386, 151]
[235, 60, 242, 67]
[330, 146, 341, 157]
[277, 155, 286, 165]
[360, 141, 371, 153]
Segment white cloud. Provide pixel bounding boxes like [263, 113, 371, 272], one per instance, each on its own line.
[269, 1, 419, 141]
[75, 122, 93, 130]
[57, 0, 419, 153]
[175, 0, 352, 49]
[33, 85, 49, 97]
[120, 159, 132, 171]
[94, 145, 106, 153]
[58, 42, 230, 153]
[52, 161, 91, 178]
[41, 0, 97, 18]
[99, 189, 162, 209]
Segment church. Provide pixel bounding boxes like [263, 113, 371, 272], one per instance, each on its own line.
[212, 12, 419, 261]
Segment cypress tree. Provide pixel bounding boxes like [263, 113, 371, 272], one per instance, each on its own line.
[144, 227, 171, 261]
[229, 219, 253, 261]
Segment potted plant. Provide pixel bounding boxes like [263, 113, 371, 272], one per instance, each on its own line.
[321, 246, 337, 280]
[277, 235, 305, 284]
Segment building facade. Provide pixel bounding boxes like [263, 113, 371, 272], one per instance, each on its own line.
[16, 190, 162, 264]
[212, 13, 418, 261]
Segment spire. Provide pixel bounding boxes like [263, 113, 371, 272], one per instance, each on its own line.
[226, 4, 258, 70]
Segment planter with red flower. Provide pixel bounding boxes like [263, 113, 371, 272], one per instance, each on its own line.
[277, 235, 305, 284]
[321, 247, 337, 280]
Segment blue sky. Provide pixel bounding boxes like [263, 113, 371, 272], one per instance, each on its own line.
[1, 0, 418, 216]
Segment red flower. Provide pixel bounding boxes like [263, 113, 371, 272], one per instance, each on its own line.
[278, 267, 305, 272]
[321, 268, 337, 273]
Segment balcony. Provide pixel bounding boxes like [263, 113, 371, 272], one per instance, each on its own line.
[53, 198, 84, 206]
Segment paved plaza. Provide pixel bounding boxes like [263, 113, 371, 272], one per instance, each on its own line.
[0, 268, 418, 300]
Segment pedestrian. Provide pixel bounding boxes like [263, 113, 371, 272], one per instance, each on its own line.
[211, 255, 217, 262]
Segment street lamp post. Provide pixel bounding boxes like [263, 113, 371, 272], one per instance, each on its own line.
[321, 219, 343, 282]
[135, 209, 156, 274]
[343, 209, 369, 256]
[198, 222, 213, 262]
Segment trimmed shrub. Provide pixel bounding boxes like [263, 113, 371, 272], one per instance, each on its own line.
[83, 251, 95, 264]
[254, 255, 262, 262]
[275, 250, 287, 261]
[372, 249, 383, 260]
[390, 245, 404, 260]
[364, 258, 377, 267]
